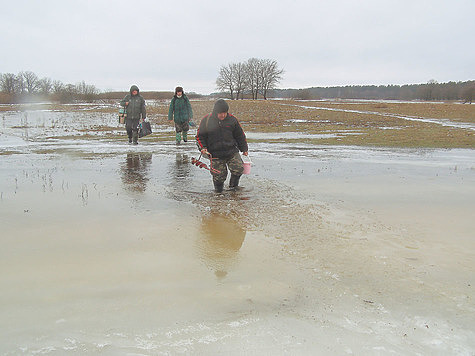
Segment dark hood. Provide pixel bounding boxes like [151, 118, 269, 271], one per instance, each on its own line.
[130, 85, 140, 95]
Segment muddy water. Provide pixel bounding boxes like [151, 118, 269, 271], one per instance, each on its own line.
[1, 109, 475, 355]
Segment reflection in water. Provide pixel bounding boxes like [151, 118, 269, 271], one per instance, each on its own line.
[198, 210, 246, 280]
[166, 153, 194, 202]
[120, 153, 152, 193]
[171, 153, 191, 181]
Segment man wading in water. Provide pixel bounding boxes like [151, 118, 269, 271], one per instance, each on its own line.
[196, 99, 248, 193]
[120, 85, 146, 144]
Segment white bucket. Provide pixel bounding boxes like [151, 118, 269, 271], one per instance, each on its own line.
[242, 155, 252, 175]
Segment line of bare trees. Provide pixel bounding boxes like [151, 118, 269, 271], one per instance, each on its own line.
[216, 58, 284, 100]
[0, 71, 100, 103]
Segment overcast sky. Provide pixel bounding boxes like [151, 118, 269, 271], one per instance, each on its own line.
[1, 0, 474, 94]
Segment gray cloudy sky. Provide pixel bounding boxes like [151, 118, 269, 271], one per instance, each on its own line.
[1, 0, 474, 94]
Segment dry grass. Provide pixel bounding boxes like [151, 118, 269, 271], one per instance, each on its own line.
[242, 100, 475, 148]
[293, 100, 475, 122]
[156, 99, 474, 148]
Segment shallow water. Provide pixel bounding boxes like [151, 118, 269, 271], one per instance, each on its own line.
[1, 108, 474, 355]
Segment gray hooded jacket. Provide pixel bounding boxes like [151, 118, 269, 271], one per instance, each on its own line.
[120, 85, 146, 120]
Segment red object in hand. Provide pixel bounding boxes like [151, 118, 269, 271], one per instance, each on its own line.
[191, 154, 221, 174]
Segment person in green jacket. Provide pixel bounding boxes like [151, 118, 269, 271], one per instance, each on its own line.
[120, 85, 146, 144]
[168, 86, 193, 144]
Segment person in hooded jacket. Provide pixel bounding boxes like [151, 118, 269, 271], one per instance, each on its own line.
[168, 86, 193, 144]
[120, 85, 146, 144]
[196, 99, 248, 193]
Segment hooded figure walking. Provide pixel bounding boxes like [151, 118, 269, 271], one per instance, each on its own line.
[196, 99, 248, 193]
[120, 85, 146, 144]
[168, 86, 193, 144]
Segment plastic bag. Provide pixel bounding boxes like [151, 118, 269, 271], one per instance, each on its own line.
[138, 121, 152, 138]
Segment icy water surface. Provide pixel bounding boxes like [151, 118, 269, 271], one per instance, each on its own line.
[0, 108, 474, 355]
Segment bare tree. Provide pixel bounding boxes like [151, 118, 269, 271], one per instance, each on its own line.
[15, 73, 26, 94]
[38, 77, 53, 95]
[0, 73, 18, 94]
[52, 80, 64, 94]
[259, 59, 284, 99]
[216, 58, 284, 100]
[231, 62, 247, 99]
[53, 83, 79, 103]
[243, 58, 284, 99]
[245, 58, 262, 100]
[216, 64, 235, 99]
[21, 71, 40, 94]
[76, 81, 99, 102]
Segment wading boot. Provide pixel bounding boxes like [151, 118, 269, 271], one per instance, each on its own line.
[213, 181, 224, 193]
[175, 132, 181, 145]
[132, 131, 138, 145]
[183, 132, 188, 142]
[229, 174, 241, 189]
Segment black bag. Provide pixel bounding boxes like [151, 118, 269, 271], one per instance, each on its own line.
[138, 121, 152, 138]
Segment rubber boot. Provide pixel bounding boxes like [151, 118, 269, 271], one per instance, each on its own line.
[229, 174, 241, 189]
[175, 132, 181, 144]
[213, 181, 224, 193]
[132, 131, 138, 145]
[183, 131, 188, 142]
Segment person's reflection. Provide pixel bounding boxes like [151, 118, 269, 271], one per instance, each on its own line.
[120, 152, 152, 193]
[171, 153, 191, 181]
[198, 210, 246, 281]
[166, 153, 193, 202]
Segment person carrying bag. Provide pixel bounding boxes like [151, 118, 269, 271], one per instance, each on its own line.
[120, 85, 146, 144]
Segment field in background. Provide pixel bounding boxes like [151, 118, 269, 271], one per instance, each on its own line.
[2, 99, 474, 148]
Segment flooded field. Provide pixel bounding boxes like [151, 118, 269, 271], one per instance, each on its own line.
[0, 103, 474, 355]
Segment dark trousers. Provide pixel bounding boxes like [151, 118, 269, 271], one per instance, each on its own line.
[126, 119, 140, 142]
[174, 121, 190, 133]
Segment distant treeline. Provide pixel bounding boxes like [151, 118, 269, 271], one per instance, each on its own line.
[0, 70, 205, 103]
[1, 70, 473, 104]
[268, 80, 475, 103]
[0, 71, 102, 103]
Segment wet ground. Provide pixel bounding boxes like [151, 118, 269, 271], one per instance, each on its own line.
[0, 107, 474, 355]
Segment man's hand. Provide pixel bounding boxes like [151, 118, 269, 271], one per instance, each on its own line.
[201, 148, 209, 155]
